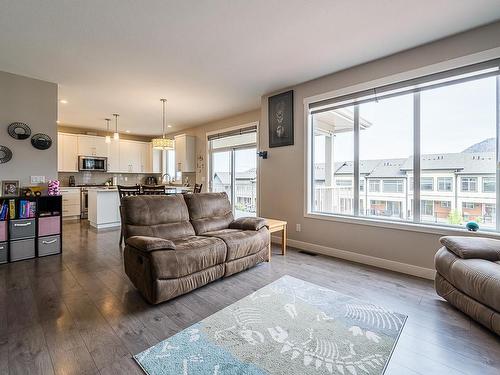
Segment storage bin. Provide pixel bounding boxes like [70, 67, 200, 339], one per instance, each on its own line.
[38, 216, 61, 237]
[0, 221, 6, 242]
[9, 218, 36, 240]
[38, 235, 61, 257]
[0, 242, 7, 264]
[10, 239, 35, 261]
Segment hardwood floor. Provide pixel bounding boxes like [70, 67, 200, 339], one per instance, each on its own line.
[0, 220, 498, 374]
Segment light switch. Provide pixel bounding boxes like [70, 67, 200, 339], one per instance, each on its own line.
[30, 176, 46, 184]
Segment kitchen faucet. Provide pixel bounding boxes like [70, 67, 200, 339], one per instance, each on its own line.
[161, 173, 171, 184]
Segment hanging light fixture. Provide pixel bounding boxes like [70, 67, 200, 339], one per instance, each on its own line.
[152, 98, 174, 150]
[113, 113, 120, 140]
[104, 118, 111, 144]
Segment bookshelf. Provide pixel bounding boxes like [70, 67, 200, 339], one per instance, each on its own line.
[0, 195, 62, 264]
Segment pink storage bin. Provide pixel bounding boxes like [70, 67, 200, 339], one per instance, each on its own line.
[0, 221, 6, 242]
[38, 216, 61, 237]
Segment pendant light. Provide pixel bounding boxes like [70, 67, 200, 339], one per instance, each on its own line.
[113, 113, 120, 141]
[105, 118, 111, 144]
[152, 98, 174, 150]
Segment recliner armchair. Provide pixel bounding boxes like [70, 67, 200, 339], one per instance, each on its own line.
[122, 193, 270, 304]
[435, 236, 500, 335]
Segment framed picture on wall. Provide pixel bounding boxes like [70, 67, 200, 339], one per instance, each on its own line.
[268, 90, 294, 148]
[1, 180, 19, 197]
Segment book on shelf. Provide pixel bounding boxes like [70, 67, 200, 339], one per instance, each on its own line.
[0, 201, 8, 220]
[9, 200, 15, 219]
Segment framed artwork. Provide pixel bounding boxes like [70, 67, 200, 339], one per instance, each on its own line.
[268, 90, 294, 148]
[2, 180, 19, 197]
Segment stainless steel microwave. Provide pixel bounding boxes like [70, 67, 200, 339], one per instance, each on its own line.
[78, 156, 107, 171]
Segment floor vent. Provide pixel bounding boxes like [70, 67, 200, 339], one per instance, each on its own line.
[298, 250, 318, 256]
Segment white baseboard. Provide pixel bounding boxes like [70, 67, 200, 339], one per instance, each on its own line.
[271, 235, 436, 280]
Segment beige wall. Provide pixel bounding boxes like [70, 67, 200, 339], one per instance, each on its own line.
[259, 21, 500, 271]
[0, 71, 58, 188]
[168, 109, 260, 189]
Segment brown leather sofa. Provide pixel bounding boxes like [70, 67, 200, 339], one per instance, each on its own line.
[435, 236, 500, 335]
[121, 192, 270, 304]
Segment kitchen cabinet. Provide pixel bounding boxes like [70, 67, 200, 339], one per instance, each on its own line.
[60, 187, 81, 219]
[106, 140, 120, 172]
[119, 140, 143, 173]
[78, 135, 107, 157]
[58, 133, 159, 174]
[57, 133, 79, 172]
[174, 134, 196, 173]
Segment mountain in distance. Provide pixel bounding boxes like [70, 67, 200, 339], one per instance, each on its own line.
[462, 138, 495, 153]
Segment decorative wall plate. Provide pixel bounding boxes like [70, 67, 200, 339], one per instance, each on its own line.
[0, 145, 12, 163]
[31, 133, 52, 150]
[7, 122, 31, 139]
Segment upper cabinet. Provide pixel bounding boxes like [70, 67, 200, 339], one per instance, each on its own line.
[174, 134, 196, 173]
[77, 135, 107, 157]
[58, 133, 160, 174]
[58, 133, 79, 172]
[106, 140, 120, 173]
[119, 140, 152, 173]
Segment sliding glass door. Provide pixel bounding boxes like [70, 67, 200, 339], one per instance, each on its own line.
[209, 128, 257, 217]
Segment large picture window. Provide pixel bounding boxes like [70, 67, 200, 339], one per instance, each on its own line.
[308, 58, 500, 232]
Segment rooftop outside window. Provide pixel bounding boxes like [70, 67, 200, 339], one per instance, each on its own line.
[308, 59, 500, 232]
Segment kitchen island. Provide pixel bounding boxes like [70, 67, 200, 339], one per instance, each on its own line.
[87, 188, 121, 230]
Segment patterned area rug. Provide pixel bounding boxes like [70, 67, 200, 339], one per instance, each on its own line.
[134, 275, 406, 374]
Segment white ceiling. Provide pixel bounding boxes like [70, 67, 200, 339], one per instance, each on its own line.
[1, 1, 499, 136]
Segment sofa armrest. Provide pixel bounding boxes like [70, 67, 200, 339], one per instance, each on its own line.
[440, 236, 500, 261]
[126, 236, 176, 252]
[229, 217, 268, 231]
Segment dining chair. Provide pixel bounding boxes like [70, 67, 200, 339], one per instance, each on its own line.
[142, 185, 166, 195]
[117, 185, 141, 246]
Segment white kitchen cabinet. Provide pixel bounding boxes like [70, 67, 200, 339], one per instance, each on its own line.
[57, 133, 79, 172]
[58, 132, 159, 174]
[106, 140, 120, 173]
[174, 134, 196, 173]
[119, 140, 143, 173]
[78, 135, 107, 157]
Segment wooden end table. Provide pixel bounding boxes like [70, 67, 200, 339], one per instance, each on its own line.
[265, 218, 287, 260]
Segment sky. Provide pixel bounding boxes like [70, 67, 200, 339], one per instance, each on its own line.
[314, 75, 497, 163]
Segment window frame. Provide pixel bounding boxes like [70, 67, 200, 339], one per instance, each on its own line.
[420, 177, 434, 192]
[482, 176, 496, 193]
[461, 177, 478, 192]
[437, 177, 453, 192]
[305, 57, 500, 234]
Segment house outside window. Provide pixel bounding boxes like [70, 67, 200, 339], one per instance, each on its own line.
[308, 58, 499, 231]
[437, 177, 453, 192]
[462, 202, 477, 209]
[440, 201, 451, 208]
[420, 177, 434, 191]
[483, 177, 496, 193]
[336, 179, 352, 187]
[383, 179, 403, 193]
[369, 180, 380, 192]
[421, 200, 434, 216]
[461, 177, 478, 192]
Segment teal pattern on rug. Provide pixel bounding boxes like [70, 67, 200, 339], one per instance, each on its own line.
[134, 275, 407, 374]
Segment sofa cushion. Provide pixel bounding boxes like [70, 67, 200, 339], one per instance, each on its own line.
[149, 236, 227, 279]
[122, 195, 195, 240]
[203, 227, 269, 261]
[229, 217, 268, 231]
[440, 236, 500, 261]
[183, 192, 234, 234]
[435, 246, 500, 312]
[126, 236, 176, 252]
